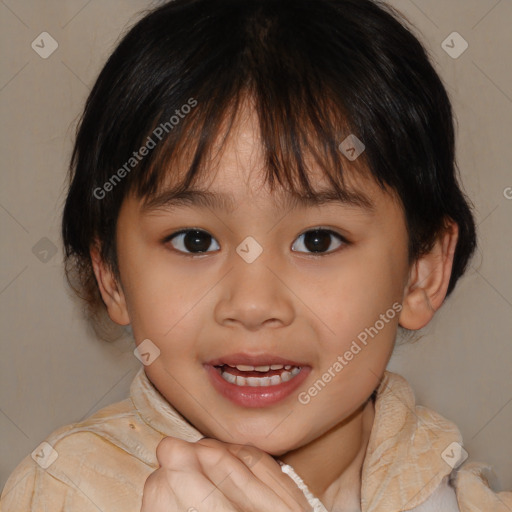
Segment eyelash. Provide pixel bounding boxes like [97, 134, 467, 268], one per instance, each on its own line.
[162, 228, 350, 257]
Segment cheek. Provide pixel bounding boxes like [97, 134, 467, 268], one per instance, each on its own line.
[119, 247, 201, 339]
[319, 257, 400, 336]
[306, 247, 405, 376]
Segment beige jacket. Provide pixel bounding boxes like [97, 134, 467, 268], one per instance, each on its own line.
[1, 368, 510, 512]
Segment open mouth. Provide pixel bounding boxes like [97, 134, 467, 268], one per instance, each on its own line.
[205, 353, 311, 407]
[214, 363, 302, 387]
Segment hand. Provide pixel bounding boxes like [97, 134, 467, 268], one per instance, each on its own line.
[141, 437, 312, 512]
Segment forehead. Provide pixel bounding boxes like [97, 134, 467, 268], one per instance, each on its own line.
[140, 184, 379, 218]
[139, 98, 394, 215]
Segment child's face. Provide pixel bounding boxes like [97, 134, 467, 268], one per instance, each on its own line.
[111, 103, 412, 454]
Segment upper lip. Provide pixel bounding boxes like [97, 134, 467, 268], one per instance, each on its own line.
[205, 352, 308, 367]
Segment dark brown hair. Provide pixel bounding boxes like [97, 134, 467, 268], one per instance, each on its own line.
[62, 0, 476, 338]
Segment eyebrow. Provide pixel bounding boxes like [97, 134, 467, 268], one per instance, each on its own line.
[141, 187, 376, 215]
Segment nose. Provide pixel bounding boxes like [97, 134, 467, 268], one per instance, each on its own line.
[213, 250, 295, 331]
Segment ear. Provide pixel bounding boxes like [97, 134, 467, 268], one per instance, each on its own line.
[399, 219, 459, 330]
[90, 242, 130, 326]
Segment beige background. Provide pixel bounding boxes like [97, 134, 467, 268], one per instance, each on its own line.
[1, 0, 511, 494]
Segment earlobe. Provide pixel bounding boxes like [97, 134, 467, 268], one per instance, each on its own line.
[399, 220, 459, 330]
[90, 243, 131, 326]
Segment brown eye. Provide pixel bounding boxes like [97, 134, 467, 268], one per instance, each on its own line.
[167, 229, 220, 254]
[291, 229, 346, 254]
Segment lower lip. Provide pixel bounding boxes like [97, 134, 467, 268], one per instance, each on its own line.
[204, 364, 311, 408]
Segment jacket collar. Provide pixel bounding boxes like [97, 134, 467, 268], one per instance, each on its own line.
[131, 367, 204, 442]
[361, 371, 461, 511]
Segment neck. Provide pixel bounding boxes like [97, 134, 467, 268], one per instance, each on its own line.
[277, 398, 375, 509]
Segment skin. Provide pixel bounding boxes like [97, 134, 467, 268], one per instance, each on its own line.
[91, 99, 459, 510]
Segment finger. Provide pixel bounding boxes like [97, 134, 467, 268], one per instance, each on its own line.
[197, 439, 311, 509]
[142, 468, 241, 512]
[194, 439, 310, 511]
[156, 436, 202, 471]
[149, 439, 242, 512]
[228, 443, 312, 511]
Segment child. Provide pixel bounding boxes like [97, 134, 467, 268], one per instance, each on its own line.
[1, 0, 510, 510]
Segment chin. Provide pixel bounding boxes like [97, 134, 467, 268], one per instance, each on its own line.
[238, 433, 303, 456]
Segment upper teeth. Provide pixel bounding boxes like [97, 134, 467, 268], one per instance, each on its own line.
[226, 364, 293, 372]
[219, 365, 301, 387]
